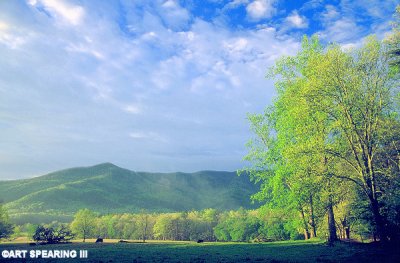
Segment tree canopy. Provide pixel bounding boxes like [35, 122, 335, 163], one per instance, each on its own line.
[242, 34, 400, 243]
[71, 209, 96, 242]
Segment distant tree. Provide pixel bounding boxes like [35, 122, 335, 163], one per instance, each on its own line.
[33, 224, 74, 243]
[71, 209, 96, 242]
[153, 214, 174, 240]
[214, 209, 261, 242]
[0, 203, 13, 239]
[137, 210, 149, 242]
[201, 209, 218, 241]
[24, 223, 38, 240]
[11, 225, 22, 239]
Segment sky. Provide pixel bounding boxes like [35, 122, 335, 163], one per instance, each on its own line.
[0, 0, 398, 179]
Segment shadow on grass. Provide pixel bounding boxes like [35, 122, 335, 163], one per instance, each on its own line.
[0, 239, 399, 262]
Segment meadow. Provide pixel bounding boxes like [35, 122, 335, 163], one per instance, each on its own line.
[0, 239, 399, 262]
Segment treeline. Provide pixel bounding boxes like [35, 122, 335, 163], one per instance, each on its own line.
[7, 207, 377, 243]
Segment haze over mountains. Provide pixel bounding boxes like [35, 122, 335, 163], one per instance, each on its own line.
[0, 163, 259, 223]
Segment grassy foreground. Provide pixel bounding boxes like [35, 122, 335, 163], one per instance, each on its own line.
[0, 239, 399, 262]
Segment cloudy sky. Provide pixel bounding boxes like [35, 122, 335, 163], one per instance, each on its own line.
[0, 0, 397, 179]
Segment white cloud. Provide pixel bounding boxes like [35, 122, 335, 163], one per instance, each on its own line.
[129, 132, 147, 139]
[65, 43, 104, 59]
[285, 10, 308, 29]
[340, 0, 398, 20]
[129, 131, 167, 143]
[123, 104, 142, 115]
[301, 0, 323, 11]
[0, 0, 301, 178]
[159, 0, 191, 30]
[246, 0, 276, 20]
[29, 0, 85, 26]
[0, 20, 31, 49]
[315, 0, 397, 46]
[316, 4, 362, 44]
[340, 42, 358, 51]
[141, 31, 158, 41]
[318, 17, 362, 43]
[0, 21, 9, 31]
[224, 0, 249, 10]
[321, 5, 339, 22]
[224, 38, 249, 53]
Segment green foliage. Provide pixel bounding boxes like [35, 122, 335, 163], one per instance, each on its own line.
[10, 213, 73, 225]
[24, 223, 38, 240]
[70, 209, 96, 242]
[0, 203, 13, 239]
[214, 209, 260, 242]
[243, 31, 400, 243]
[0, 163, 259, 221]
[7, 208, 294, 243]
[32, 223, 74, 243]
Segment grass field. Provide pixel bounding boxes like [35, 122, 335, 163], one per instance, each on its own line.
[0, 239, 399, 262]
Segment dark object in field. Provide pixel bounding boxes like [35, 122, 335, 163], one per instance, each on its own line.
[118, 240, 129, 243]
[95, 238, 103, 243]
[252, 236, 273, 243]
[29, 242, 37, 246]
[197, 239, 204, 243]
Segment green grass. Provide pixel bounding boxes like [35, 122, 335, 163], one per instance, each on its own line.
[1, 239, 398, 262]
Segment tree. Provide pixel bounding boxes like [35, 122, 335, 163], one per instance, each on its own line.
[25, 223, 38, 240]
[70, 209, 96, 242]
[0, 203, 13, 240]
[242, 36, 343, 244]
[137, 210, 149, 242]
[304, 36, 399, 242]
[33, 224, 74, 243]
[243, 34, 400, 243]
[213, 209, 261, 242]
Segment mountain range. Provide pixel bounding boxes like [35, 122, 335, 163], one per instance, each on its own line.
[0, 163, 259, 223]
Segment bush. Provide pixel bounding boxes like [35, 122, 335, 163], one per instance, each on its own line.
[0, 204, 13, 239]
[33, 225, 74, 243]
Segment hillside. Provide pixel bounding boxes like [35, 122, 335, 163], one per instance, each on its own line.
[0, 163, 259, 223]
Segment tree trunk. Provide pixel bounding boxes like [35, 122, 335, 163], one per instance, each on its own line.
[365, 153, 388, 243]
[370, 196, 387, 242]
[341, 216, 350, 239]
[327, 200, 338, 245]
[299, 205, 310, 240]
[309, 195, 317, 238]
[345, 227, 350, 239]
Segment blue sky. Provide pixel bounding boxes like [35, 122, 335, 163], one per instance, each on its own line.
[0, 0, 398, 179]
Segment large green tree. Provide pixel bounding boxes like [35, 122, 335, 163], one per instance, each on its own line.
[70, 209, 96, 242]
[242, 36, 343, 243]
[305, 36, 398, 242]
[243, 34, 400, 243]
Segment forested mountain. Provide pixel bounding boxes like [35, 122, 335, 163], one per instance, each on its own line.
[0, 163, 258, 222]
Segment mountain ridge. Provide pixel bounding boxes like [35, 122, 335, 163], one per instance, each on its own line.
[0, 163, 259, 223]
